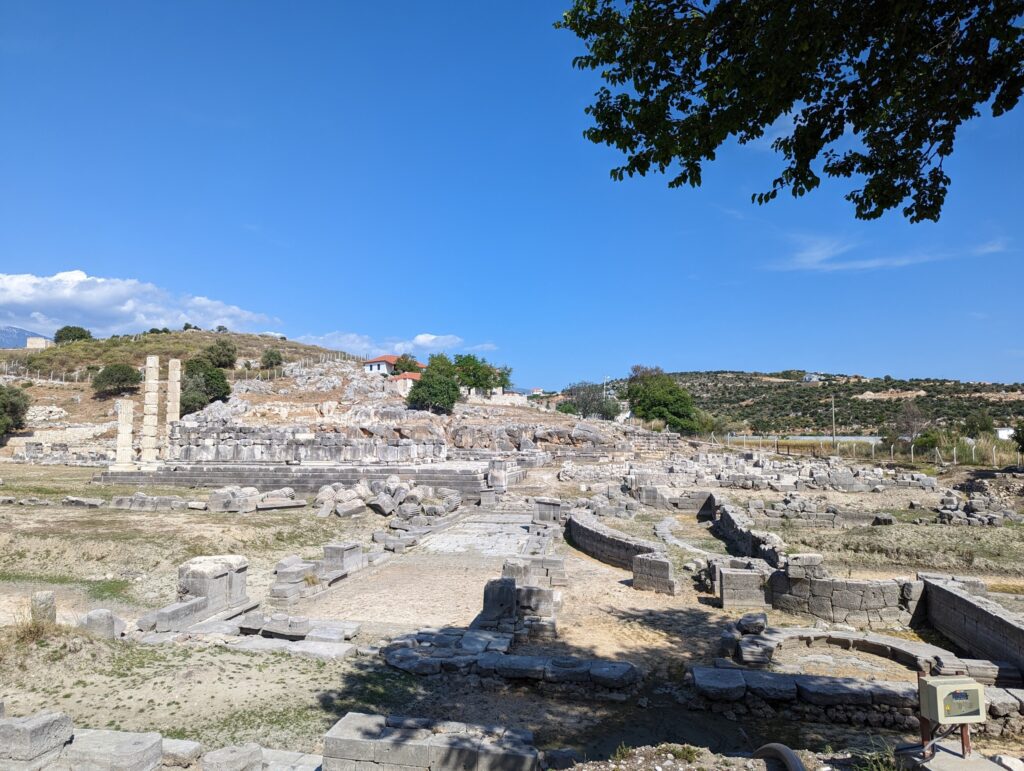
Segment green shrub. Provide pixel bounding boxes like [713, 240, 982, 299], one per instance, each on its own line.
[53, 325, 92, 344]
[181, 358, 231, 415]
[203, 339, 237, 369]
[626, 365, 698, 433]
[407, 354, 460, 414]
[260, 348, 283, 368]
[0, 384, 31, 437]
[92, 363, 143, 397]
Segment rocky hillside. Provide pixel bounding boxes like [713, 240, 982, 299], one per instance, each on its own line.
[632, 371, 1024, 435]
[0, 330, 355, 374]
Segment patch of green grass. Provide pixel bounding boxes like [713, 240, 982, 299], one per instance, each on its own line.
[659, 743, 701, 762]
[611, 742, 632, 761]
[0, 571, 133, 602]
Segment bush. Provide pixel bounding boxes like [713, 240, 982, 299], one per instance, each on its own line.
[260, 348, 283, 368]
[181, 358, 231, 415]
[556, 402, 579, 415]
[203, 339, 237, 369]
[407, 354, 460, 414]
[0, 384, 31, 437]
[913, 429, 940, 452]
[1014, 425, 1024, 454]
[53, 326, 92, 344]
[92, 363, 143, 397]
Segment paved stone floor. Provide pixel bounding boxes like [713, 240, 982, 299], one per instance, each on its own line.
[420, 511, 537, 557]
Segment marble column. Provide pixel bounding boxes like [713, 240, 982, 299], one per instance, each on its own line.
[140, 355, 160, 466]
[166, 358, 181, 455]
[111, 399, 136, 470]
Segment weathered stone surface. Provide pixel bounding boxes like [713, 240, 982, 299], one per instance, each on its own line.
[30, 591, 56, 624]
[161, 737, 203, 767]
[692, 666, 746, 701]
[742, 670, 798, 701]
[200, 742, 263, 771]
[0, 711, 73, 762]
[62, 728, 163, 771]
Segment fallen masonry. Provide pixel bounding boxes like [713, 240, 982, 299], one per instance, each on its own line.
[137, 554, 254, 634]
[323, 711, 540, 771]
[381, 628, 642, 696]
[266, 541, 385, 608]
[0, 708, 542, 771]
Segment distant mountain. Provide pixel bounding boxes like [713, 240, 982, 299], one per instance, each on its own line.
[0, 326, 45, 349]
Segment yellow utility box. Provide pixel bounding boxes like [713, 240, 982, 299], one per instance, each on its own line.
[919, 676, 986, 725]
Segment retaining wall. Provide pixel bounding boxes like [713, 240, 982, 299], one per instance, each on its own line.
[565, 511, 663, 570]
[924, 577, 1024, 675]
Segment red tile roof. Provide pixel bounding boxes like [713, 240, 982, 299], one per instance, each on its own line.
[365, 355, 426, 368]
[389, 372, 422, 381]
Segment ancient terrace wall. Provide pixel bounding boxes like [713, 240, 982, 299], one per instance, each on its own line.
[707, 504, 922, 628]
[168, 422, 447, 464]
[923, 575, 1024, 675]
[565, 510, 680, 595]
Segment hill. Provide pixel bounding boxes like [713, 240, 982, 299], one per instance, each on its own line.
[0, 326, 45, 349]
[0, 330, 359, 374]
[632, 370, 1024, 435]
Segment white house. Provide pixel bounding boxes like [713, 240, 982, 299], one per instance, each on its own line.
[363, 355, 425, 376]
[25, 336, 54, 350]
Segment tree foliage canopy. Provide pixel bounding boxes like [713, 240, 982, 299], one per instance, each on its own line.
[203, 339, 238, 369]
[561, 381, 620, 420]
[625, 365, 699, 433]
[1014, 424, 1024, 453]
[407, 354, 461, 414]
[92, 363, 143, 397]
[0, 384, 30, 437]
[453, 355, 512, 391]
[392, 354, 422, 375]
[558, 0, 1024, 222]
[53, 326, 93, 345]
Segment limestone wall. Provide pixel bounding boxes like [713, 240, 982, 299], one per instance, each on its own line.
[924, 577, 1024, 674]
[689, 665, 1024, 736]
[713, 504, 787, 567]
[565, 511, 663, 570]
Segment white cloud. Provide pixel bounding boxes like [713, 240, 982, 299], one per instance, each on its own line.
[769, 236, 1008, 273]
[0, 270, 273, 335]
[299, 330, 467, 358]
[466, 342, 498, 352]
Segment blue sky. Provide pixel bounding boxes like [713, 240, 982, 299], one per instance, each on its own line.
[1, 2, 1021, 390]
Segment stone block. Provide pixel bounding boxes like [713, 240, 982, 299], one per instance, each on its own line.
[692, 666, 746, 701]
[374, 727, 434, 766]
[742, 670, 798, 701]
[200, 742, 263, 771]
[161, 737, 203, 767]
[495, 655, 547, 680]
[323, 713, 386, 761]
[0, 711, 73, 762]
[30, 591, 56, 624]
[62, 728, 163, 770]
[429, 733, 481, 771]
[590, 660, 639, 688]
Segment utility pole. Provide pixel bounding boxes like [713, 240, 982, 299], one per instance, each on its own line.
[831, 394, 837, 449]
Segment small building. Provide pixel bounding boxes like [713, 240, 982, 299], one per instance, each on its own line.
[531, 388, 544, 396]
[363, 355, 426, 376]
[386, 371, 421, 397]
[996, 427, 1016, 441]
[802, 373, 822, 383]
[25, 336, 54, 350]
